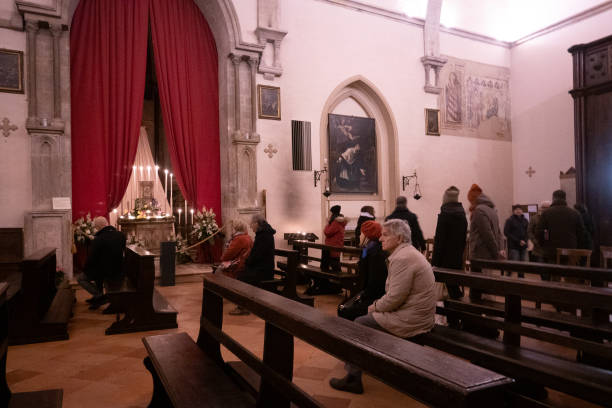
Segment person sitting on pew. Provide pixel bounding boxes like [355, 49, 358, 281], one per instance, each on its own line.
[217, 219, 253, 315]
[77, 216, 126, 309]
[330, 219, 436, 394]
[242, 215, 276, 288]
[337, 220, 388, 321]
[354, 205, 375, 246]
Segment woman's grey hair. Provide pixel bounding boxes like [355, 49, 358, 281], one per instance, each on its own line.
[250, 214, 266, 228]
[382, 219, 412, 244]
[231, 219, 248, 232]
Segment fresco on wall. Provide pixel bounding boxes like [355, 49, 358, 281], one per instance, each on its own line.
[328, 113, 377, 194]
[439, 56, 511, 141]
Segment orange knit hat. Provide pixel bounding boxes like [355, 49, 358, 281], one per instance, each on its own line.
[467, 184, 483, 205]
[361, 220, 382, 240]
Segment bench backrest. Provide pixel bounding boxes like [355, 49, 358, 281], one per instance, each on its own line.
[0, 282, 11, 405]
[21, 248, 57, 321]
[198, 273, 511, 407]
[291, 239, 362, 256]
[470, 258, 612, 283]
[125, 245, 155, 292]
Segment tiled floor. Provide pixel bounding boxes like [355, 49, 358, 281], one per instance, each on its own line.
[6, 266, 603, 408]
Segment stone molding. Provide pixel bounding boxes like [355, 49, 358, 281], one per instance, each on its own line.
[255, 27, 287, 80]
[421, 56, 447, 95]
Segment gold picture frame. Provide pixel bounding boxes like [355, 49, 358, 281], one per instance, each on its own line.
[0, 49, 24, 94]
[425, 108, 440, 136]
[258, 85, 281, 120]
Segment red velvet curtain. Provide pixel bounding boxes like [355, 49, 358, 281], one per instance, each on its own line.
[71, 0, 149, 219]
[150, 0, 221, 217]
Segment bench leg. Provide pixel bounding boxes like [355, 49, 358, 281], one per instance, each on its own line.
[144, 356, 173, 408]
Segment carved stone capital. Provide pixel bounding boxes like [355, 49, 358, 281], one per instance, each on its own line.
[247, 56, 259, 67]
[230, 53, 243, 65]
[25, 20, 39, 33]
[49, 23, 62, 38]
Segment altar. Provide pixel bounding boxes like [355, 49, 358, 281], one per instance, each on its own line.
[118, 218, 174, 254]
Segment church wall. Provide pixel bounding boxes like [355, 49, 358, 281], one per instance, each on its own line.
[0, 26, 31, 228]
[232, 0, 514, 244]
[510, 8, 612, 206]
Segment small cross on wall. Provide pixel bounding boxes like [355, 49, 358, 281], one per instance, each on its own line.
[1, 117, 18, 138]
[264, 143, 278, 158]
[525, 166, 536, 178]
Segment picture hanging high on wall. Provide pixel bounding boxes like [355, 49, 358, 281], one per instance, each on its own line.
[0, 49, 24, 94]
[425, 108, 440, 136]
[258, 85, 281, 120]
[328, 113, 377, 194]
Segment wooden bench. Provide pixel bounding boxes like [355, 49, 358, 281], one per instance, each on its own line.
[0, 282, 63, 407]
[424, 267, 612, 406]
[283, 240, 362, 297]
[104, 245, 177, 335]
[260, 248, 314, 306]
[3, 248, 74, 345]
[142, 273, 511, 407]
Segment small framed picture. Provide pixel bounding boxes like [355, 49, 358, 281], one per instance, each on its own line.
[0, 49, 24, 94]
[258, 85, 281, 120]
[425, 108, 440, 136]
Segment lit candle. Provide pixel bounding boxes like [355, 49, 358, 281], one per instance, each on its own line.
[191, 208, 194, 225]
[178, 208, 182, 224]
[147, 165, 151, 181]
[164, 169, 168, 214]
[170, 173, 174, 217]
[184, 199, 187, 223]
[155, 165, 159, 209]
[113, 208, 118, 227]
[132, 165, 136, 209]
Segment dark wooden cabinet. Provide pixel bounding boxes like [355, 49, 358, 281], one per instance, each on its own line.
[569, 35, 612, 256]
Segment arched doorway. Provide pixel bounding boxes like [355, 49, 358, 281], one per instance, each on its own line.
[319, 76, 400, 227]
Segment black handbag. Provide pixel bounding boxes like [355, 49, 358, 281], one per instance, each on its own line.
[337, 290, 369, 321]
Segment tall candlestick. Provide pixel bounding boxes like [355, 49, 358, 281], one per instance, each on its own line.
[132, 165, 136, 211]
[170, 173, 173, 217]
[178, 208, 182, 225]
[113, 208, 118, 227]
[147, 165, 151, 181]
[191, 208, 194, 225]
[184, 199, 187, 224]
[164, 169, 168, 214]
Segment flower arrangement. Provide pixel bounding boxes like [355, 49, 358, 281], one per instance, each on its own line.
[191, 206, 220, 242]
[73, 213, 96, 243]
[172, 233, 192, 264]
[131, 198, 160, 218]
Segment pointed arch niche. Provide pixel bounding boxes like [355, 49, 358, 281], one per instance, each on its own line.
[319, 76, 399, 223]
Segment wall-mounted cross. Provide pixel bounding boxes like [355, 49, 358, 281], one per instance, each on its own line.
[264, 143, 278, 158]
[525, 166, 536, 178]
[1, 117, 18, 138]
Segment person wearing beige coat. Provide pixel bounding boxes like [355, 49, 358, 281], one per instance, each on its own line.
[329, 219, 436, 394]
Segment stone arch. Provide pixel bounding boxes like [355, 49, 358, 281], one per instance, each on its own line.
[62, 0, 263, 225]
[319, 76, 400, 221]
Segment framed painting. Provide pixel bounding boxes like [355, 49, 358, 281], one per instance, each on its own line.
[258, 85, 281, 120]
[328, 113, 377, 194]
[425, 108, 440, 136]
[0, 49, 24, 94]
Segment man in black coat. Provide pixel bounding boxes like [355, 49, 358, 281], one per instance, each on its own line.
[244, 214, 276, 285]
[385, 196, 426, 251]
[537, 190, 588, 264]
[504, 205, 529, 265]
[78, 216, 126, 308]
[431, 186, 467, 299]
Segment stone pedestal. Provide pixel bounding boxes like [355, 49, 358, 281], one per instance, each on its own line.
[24, 210, 73, 279]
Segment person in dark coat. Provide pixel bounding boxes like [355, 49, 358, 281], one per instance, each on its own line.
[431, 186, 467, 298]
[338, 220, 388, 321]
[78, 216, 126, 309]
[243, 214, 276, 285]
[537, 190, 587, 264]
[504, 205, 529, 269]
[354, 206, 375, 246]
[385, 196, 425, 251]
[574, 203, 594, 250]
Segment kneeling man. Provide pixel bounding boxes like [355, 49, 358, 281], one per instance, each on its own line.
[329, 219, 436, 394]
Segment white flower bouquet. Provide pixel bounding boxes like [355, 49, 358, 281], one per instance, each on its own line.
[191, 206, 220, 242]
[73, 213, 96, 243]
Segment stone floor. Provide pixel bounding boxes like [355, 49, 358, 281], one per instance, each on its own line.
[6, 265, 603, 408]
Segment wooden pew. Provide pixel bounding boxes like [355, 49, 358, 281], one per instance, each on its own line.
[0, 282, 63, 407]
[142, 273, 512, 408]
[424, 267, 612, 406]
[6, 248, 73, 345]
[283, 240, 362, 297]
[104, 245, 177, 335]
[260, 248, 314, 306]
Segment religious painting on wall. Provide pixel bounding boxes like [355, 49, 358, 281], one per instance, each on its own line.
[0, 49, 24, 94]
[328, 113, 377, 194]
[425, 108, 440, 136]
[438, 56, 511, 141]
[258, 85, 281, 120]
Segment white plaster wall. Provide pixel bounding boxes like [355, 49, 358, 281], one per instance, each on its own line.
[235, 0, 514, 246]
[510, 8, 612, 206]
[0, 27, 31, 228]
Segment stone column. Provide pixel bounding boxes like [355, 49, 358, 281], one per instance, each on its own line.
[230, 53, 242, 136]
[49, 24, 64, 128]
[247, 56, 259, 138]
[25, 20, 39, 128]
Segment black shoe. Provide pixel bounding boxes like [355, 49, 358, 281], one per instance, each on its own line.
[85, 296, 96, 304]
[329, 375, 363, 394]
[88, 295, 109, 310]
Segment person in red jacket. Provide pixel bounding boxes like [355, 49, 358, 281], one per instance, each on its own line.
[218, 219, 253, 315]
